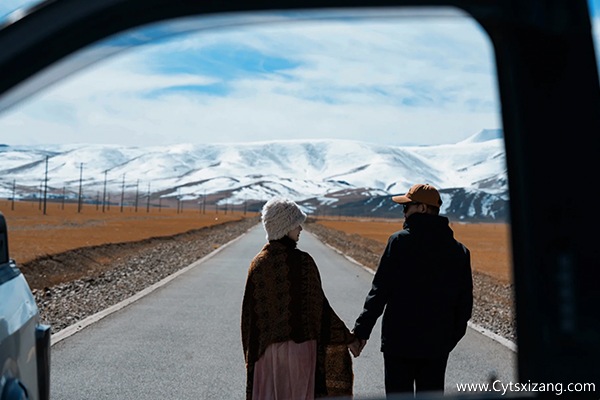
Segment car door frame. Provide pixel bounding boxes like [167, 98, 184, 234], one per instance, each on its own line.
[1, 0, 599, 396]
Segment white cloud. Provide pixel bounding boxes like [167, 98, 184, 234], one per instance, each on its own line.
[0, 11, 502, 147]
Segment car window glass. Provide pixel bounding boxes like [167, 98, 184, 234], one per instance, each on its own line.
[0, 9, 517, 394]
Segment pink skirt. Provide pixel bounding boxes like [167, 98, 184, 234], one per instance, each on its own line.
[253, 340, 317, 400]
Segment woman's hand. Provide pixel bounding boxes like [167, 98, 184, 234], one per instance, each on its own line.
[348, 338, 366, 357]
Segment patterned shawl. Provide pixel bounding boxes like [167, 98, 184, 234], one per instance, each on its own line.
[241, 236, 354, 399]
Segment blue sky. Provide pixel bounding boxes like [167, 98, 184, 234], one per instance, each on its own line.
[0, 1, 599, 147]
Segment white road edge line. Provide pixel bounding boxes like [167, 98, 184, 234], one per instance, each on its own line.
[321, 241, 518, 353]
[50, 228, 253, 346]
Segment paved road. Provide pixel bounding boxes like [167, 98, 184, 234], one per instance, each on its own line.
[50, 224, 516, 399]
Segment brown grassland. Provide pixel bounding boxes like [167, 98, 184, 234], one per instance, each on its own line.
[1, 200, 516, 341]
[314, 217, 513, 283]
[2, 200, 512, 285]
[0, 200, 257, 265]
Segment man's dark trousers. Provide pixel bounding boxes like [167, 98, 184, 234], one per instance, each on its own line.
[383, 353, 449, 398]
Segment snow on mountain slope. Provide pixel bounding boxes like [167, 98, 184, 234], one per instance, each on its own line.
[0, 130, 508, 219]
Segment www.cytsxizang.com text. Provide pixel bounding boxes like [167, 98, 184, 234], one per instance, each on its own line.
[456, 380, 596, 396]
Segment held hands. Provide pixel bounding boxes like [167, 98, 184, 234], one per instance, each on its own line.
[348, 337, 367, 358]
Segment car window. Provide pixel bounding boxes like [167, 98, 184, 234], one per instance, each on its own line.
[0, 8, 517, 395]
[0, 2, 514, 323]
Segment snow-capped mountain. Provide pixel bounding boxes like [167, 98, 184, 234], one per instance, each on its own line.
[0, 129, 509, 221]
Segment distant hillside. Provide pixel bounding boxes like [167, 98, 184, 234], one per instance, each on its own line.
[0, 130, 509, 221]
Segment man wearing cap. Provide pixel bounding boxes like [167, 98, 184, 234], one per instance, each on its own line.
[352, 183, 473, 397]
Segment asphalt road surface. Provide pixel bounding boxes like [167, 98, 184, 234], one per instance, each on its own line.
[50, 224, 517, 399]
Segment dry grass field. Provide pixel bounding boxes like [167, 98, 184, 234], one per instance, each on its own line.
[1, 200, 512, 284]
[0, 200, 257, 264]
[1, 200, 515, 340]
[314, 217, 513, 283]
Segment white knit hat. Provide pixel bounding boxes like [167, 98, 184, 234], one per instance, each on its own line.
[261, 197, 307, 241]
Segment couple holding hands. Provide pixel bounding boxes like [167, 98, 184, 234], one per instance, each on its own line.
[242, 184, 473, 399]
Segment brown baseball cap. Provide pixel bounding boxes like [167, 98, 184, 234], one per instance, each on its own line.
[392, 183, 442, 207]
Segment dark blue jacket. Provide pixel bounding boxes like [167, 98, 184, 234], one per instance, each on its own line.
[353, 213, 473, 358]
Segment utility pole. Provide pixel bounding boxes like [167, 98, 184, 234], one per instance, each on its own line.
[146, 182, 151, 213]
[11, 180, 15, 211]
[202, 190, 206, 214]
[134, 180, 139, 212]
[61, 186, 65, 210]
[42, 156, 49, 215]
[102, 170, 108, 213]
[77, 163, 83, 213]
[120, 173, 126, 212]
[38, 181, 42, 210]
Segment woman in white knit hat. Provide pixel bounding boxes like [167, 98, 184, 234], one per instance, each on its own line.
[241, 197, 361, 400]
